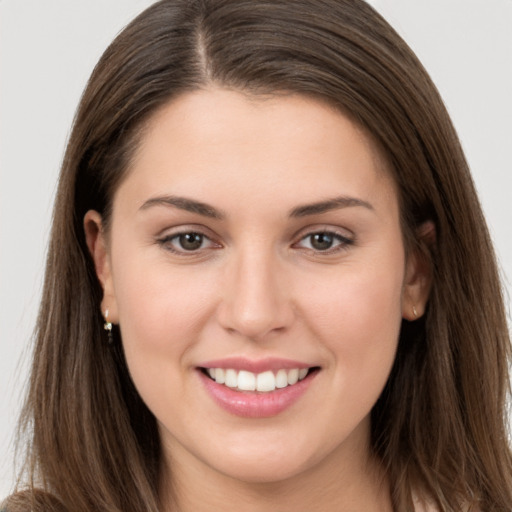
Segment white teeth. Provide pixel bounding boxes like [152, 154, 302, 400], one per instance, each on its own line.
[214, 368, 225, 384]
[256, 371, 276, 392]
[225, 369, 238, 388]
[206, 367, 311, 392]
[275, 369, 288, 388]
[237, 370, 256, 391]
[287, 368, 299, 385]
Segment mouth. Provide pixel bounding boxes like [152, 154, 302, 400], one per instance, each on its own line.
[200, 366, 320, 393]
[197, 360, 321, 418]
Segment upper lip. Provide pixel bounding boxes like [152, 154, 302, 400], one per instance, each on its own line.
[198, 357, 316, 374]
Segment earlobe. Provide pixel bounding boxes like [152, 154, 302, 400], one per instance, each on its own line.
[84, 210, 119, 323]
[402, 221, 436, 321]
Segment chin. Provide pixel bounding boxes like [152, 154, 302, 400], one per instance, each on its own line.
[200, 437, 329, 485]
[215, 458, 312, 485]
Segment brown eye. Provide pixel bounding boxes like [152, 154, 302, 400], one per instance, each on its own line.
[310, 233, 335, 251]
[296, 231, 353, 253]
[178, 233, 204, 251]
[158, 231, 217, 254]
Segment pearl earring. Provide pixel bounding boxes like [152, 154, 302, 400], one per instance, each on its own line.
[103, 309, 113, 343]
[412, 305, 418, 318]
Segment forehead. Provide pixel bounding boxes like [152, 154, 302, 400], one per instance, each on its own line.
[115, 88, 398, 219]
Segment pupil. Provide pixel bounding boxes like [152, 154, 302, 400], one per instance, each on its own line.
[179, 233, 203, 250]
[311, 233, 333, 250]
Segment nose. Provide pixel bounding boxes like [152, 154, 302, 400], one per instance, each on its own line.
[216, 247, 294, 341]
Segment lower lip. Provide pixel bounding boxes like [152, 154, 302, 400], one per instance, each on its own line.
[198, 370, 317, 418]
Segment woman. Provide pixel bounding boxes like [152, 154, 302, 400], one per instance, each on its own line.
[3, 0, 511, 511]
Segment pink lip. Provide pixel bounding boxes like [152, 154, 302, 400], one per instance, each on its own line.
[197, 367, 318, 419]
[198, 357, 312, 374]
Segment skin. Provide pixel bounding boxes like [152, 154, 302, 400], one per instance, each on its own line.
[85, 88, 431, 511]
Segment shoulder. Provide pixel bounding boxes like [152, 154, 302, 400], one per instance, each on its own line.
[1, 489, 68, 512]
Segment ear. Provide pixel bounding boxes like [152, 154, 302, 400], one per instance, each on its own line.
[402, 221, 436, 321]
[84, 210, 118, 324]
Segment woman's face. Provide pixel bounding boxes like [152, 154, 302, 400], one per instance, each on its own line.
[87, 88, 428, 485]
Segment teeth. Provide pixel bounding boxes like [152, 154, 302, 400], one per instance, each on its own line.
[214, 368, 225, 384]
[257, 371, 276, 392]
[225, 369, 238, 388]
[206, 367, 310, 393]
[287, 368, 299, 385]
[275, 369, 288, 388]
[237, 370, 256, 391]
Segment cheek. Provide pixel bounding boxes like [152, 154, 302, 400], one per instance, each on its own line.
[110, 255, 224, 428]
[109, 247, 218, 384]
[302, 253, 405, 390]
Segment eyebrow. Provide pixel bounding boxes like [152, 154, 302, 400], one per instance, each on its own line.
[289, 196, 374, 217]
[139, 195, 225, 219]
[139, 194, 374, 220]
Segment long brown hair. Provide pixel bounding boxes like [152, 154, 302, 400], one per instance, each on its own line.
[4, 1, 511, 510]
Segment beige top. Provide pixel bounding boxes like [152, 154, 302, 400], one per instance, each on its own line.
[413, 493, 440, 512]
[414, 495, 472, 512]
[414, 502, 437, 512]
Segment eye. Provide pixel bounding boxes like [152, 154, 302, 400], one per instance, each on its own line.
[296, 231, 353, 253]
[158, 231, 218, 254]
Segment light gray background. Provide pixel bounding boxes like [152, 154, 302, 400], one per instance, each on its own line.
[1, 0, 511, 498]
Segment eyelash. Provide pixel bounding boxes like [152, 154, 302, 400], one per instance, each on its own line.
[156, 229, 354, 256]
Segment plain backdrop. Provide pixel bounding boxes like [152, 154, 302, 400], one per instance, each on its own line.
[1, 0, 511, 498]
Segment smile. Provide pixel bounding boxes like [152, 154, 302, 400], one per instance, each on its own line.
[199, 366, 319, 418]
[204, 367, 311, 393]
